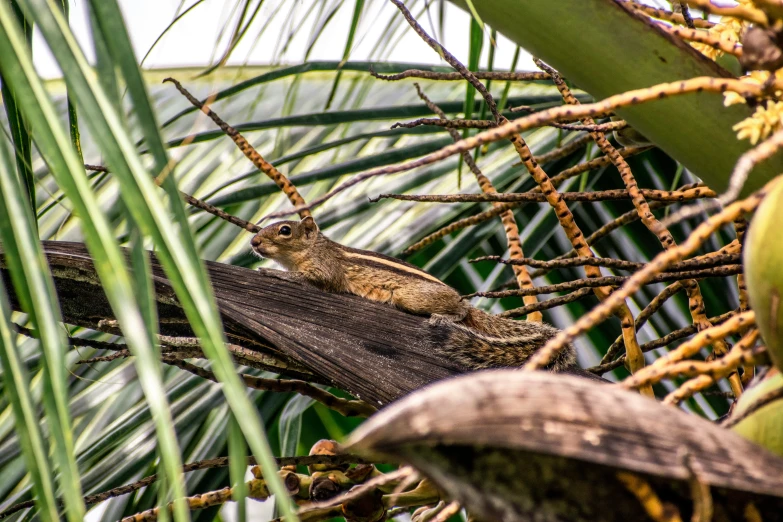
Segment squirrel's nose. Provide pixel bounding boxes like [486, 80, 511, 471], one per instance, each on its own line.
[250, 235, 262, 247]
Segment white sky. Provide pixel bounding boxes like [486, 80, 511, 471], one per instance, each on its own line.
[34, 0, 672, 79]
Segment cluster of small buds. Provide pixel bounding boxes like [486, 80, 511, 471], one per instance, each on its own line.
[691, 15, 746, 59]
[246, 439, 443, 522]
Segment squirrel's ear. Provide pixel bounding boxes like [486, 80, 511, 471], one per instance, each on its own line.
[301, 216, 319, 237]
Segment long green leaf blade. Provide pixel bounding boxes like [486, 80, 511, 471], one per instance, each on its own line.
[0, 143, 60, 522]
[0, 17, 87, 522]
[0, 0, 34, 221]
[46, 0, 298, 516]
[324, 0, 366, 110]
[0, 2, 192, 520]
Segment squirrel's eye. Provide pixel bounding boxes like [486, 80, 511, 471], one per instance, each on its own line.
[278, 225, 292, 237]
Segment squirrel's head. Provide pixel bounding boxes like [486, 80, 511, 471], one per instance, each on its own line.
[251, 217, 320, 269]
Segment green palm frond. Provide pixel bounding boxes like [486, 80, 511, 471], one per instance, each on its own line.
[0, 0, 754, 520]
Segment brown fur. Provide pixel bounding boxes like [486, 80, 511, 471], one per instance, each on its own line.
[434, 308, 576, 372]
[251, 218, 576, 370]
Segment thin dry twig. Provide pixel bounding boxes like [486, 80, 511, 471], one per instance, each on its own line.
[682, 0, 768, 25]
[120, 484, 245, 521]
[616, 471, 683, 522]
[297, 468, 414, 515]
[663, 333, 764, 405]
[414, 145, 659, 259]
[369, 68, 550, 82]
[675, 1, 697, 29]
[391, 118, 495, 130]
[163, 77, 311, 219]
[624, 1, 714, 28]
[372, 186, 716, 204]
[164, 358, 376, 417]
[403, 194, 674, 263]
[588, 309, 740, 375]
[0, 454, 370, 519]
[662, 127, 783, 228]
[465, 265, 742, 298]
[721, 386, 783, 428]
[413, 84, 541, 319]
[498, 288, 594, 318]
[532, 133, 595, 164]
[542, 145, 655, 188]
[392, 118, 627, 133]
[550, 120, 628, 133]
[85, 164, 261, 232]
[472, 253, 740, 272]
[264, 77, 777, 219]
[390, 0, 500, 122]
[522, 186, 770, 371]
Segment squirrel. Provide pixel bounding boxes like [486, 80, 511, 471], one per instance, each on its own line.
[250, 216, 576, 372]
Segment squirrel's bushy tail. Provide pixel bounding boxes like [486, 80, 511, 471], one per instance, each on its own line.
[431, 308, 577, 371]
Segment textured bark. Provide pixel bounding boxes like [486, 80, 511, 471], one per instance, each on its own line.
[348, 371, 783, 521]
[0, 241, 466, 406]
[0, 242, 598, 407]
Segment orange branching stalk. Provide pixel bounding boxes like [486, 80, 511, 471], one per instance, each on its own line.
[261, 77, 780, 221]
[374, 186, 716, 203]
[620, 311, 756, 390]
[663, 24, 744, 58]
[733, 217, 756, 385]
[590, 309, 741, 375]
[683, 0, 769, 25]
[507, 131, 647, 387]
[386, 0, 546, 321]
[733, 220, 752, 315]
[163, 77, 311, 219]
[663, 330, 764, 405]
[370, 68, 550, 82]
[538, 59, 743, 397]
[663, 126, 783, 228]
[599, 282, 686, 365]
[625, 0, 715, 28]
[403, 145, 653, 255]
[616, 471, 684, 522]
[412, 84, 542, 321]
[598, 241, 741, 367]
[523, 185, 771, 372]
